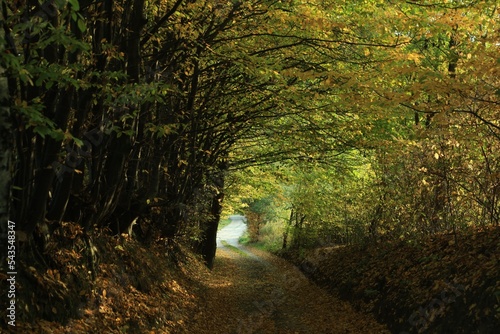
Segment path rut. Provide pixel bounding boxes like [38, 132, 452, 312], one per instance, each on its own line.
[185, 220, 389, 334]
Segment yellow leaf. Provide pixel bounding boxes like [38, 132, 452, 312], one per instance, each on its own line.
[407, 53, 422, 65]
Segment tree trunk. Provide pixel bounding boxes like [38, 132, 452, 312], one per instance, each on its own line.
[201, 191, 223, 269]
[282, 209, 294, 249]
[25, 89, 73, 235]
[199, 167, 226, 269]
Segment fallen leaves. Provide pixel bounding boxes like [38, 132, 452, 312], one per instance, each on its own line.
[187, 246, 389, 333]
[9, 223, 496, 334]
[291, 226, 500, 333]
[5, 228, 200, 333]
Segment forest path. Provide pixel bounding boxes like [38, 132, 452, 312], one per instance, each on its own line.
[216, 215, 248, 248]
[185, 223, 389, 334]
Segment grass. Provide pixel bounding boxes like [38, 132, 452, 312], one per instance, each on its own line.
[238, 229, 283, 253]
[238, 230, 251, 245]
[218, 218, 232, 230]
[238, 219, 285, 253]
[220, 240, 250, 257]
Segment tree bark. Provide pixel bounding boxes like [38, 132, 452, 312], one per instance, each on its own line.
[199, 167, 226, 269]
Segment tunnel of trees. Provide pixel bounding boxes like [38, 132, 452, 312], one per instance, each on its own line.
[0, 0, 499, 327]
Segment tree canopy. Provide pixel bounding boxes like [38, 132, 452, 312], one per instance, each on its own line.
[1, 0, 499, 285]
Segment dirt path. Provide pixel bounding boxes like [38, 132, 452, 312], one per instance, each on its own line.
[185, 244, 390, 334]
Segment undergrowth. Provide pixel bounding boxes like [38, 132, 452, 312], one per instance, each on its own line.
[282, 227, 500, 334]
[0, 222, 208, 333]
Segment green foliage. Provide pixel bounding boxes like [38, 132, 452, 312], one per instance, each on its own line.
[225, 0, 500, 252]
[217, 219, 232, 231]
[3, 0, 499, 310]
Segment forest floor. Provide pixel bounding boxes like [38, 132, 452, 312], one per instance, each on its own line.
[3, 224, 498, 333]
[186, 244, 390, 333]
[3, 222, 388, 334]
[284, 227, 500, 333]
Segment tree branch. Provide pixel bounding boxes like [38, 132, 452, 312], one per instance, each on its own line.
[140, 0, 184, 46]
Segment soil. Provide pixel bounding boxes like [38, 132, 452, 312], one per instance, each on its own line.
[186, 245, 389, 334]
[6, 223, 496, 333]
[285, 227, 500, 333]
[2, 230, 388, 334]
